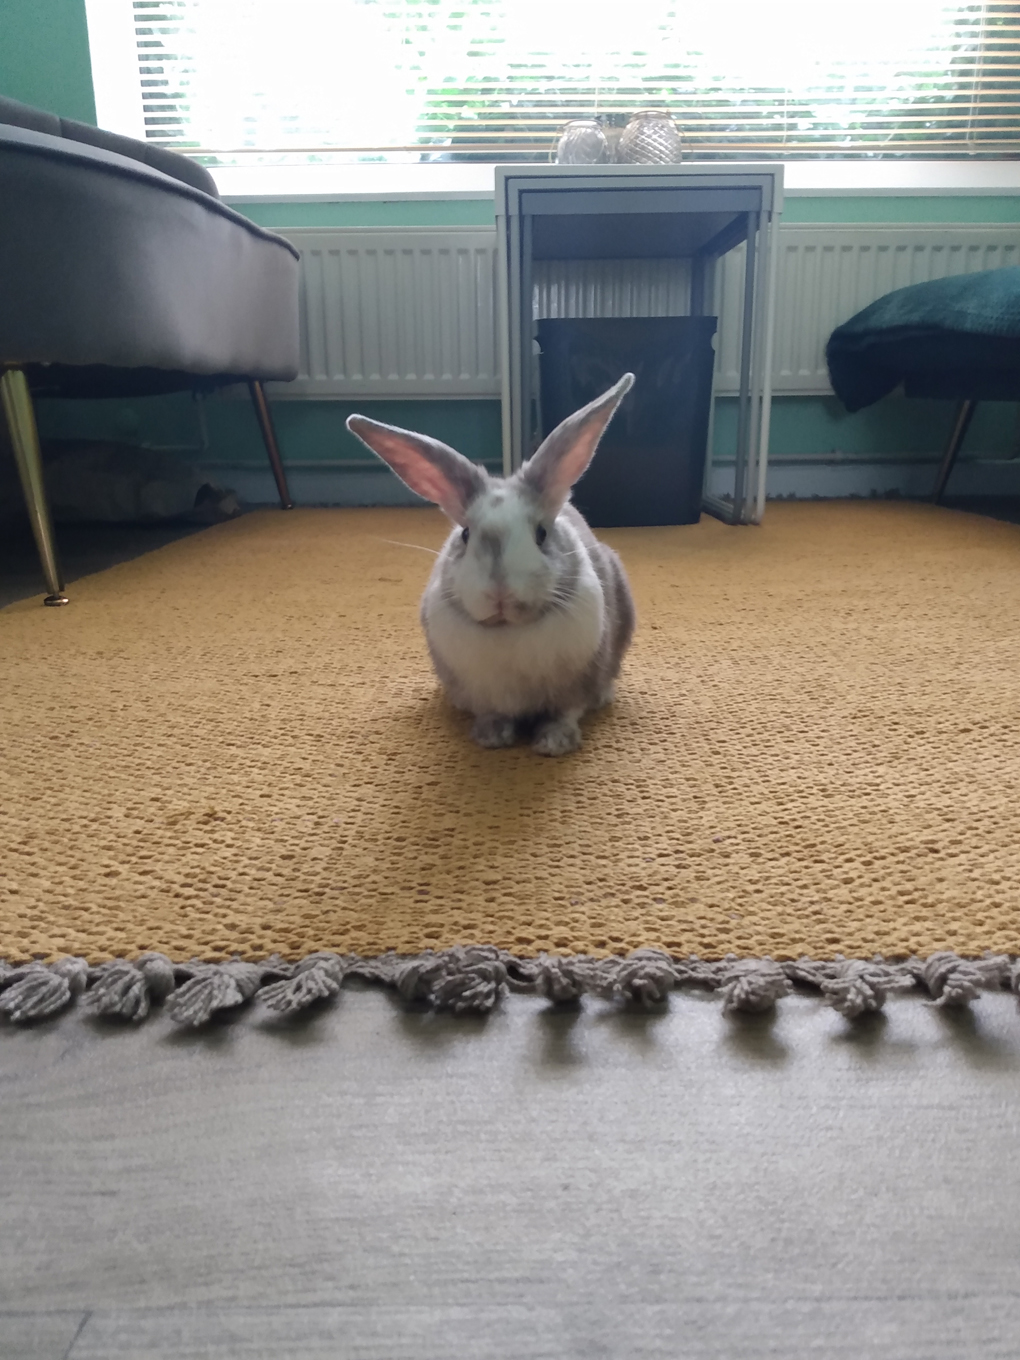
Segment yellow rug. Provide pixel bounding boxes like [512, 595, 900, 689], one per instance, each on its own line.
[2, 501, 1020, 972]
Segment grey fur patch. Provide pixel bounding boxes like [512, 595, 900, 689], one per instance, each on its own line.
[478, 528, 504, 565]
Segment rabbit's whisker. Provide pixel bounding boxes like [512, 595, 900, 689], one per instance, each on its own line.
[373, 537, 440, 557]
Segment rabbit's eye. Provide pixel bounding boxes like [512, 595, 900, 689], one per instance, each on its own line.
[535, 524, 547, 546]
[461, 527, 470, 544]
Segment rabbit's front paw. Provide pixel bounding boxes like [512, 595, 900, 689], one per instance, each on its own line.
[471, 714, 517, 748]
[532, 714, 582, 757]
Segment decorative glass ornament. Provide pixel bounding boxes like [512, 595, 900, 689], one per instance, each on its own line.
[617, 110, 683, 164]
[556, 119, 610, 165]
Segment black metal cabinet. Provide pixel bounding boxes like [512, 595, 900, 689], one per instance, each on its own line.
[495, 164, 784, 525]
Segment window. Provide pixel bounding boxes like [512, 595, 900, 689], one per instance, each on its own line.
[88, 0, 1020, 166]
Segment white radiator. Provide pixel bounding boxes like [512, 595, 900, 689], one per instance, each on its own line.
[717, 225, 1020, 394]
[269, 224, 1020, 401]
[273, 228, 499, 397]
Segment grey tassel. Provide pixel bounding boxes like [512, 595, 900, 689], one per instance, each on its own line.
[527, 953, 597, 1004]
[821, 962, 915, 1019]
[918, 951, 1011, 1007]
[0, 956, 88, 1023]
[258, 952, 347, 1015]
[392, 951, 448, 1005]
[83, 953, 176, 1022]
[431, 947, 508, 1015]
[784, 955, 917, 1019]
[394, 946, 508, 1014]
[717, 957, 791, 1015]
[594, 948, 678, 1008]
[165, 960, 265, 1027]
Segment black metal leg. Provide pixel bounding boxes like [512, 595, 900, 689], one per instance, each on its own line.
[932, 398, 976, 504]
[248, 379, 293, 509]
[1, 367, 69, 605]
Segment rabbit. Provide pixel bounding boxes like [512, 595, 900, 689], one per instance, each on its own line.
[346, 372, 636, 756]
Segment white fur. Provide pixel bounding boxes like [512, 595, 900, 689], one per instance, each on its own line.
[424, 488, 604, 716]
[425, 587, 604, 716]
[452, 487, 555, 624]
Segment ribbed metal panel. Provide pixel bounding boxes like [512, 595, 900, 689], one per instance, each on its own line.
[716, 226, 1020, 394]
[269, 228, 499, 397]
[532, 257, 692, 319]
[266, 224, 1019, 399]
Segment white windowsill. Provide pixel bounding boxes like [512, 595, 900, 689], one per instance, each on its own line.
[214, 159, 1020, 203]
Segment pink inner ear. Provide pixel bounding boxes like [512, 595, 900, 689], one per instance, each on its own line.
[524, 373, 634, 511]
[540, 423, 605, 507]
[346, 416, 484, 523]
[372, 437, 458, 508]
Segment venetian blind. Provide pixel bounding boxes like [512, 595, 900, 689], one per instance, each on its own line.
[130, 0, 1020, 163]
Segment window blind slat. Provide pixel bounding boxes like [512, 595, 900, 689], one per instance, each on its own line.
[129, 0, 1020, 161]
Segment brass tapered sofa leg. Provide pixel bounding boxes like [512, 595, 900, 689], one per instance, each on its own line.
[249, 379, 293, 509]
[1, 367, 69, 605]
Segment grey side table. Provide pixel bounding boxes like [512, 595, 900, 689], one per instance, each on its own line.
[495, 163, 784, 525]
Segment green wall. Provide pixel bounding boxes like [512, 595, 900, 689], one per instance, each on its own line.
[717, 393, 1017, 461]
[241, 199, 498, 230]
[36, 392, 506, 473]
[783, 196, 1020, 224]
[239, 195, 1020, 231]
[0, 0, 96, 124]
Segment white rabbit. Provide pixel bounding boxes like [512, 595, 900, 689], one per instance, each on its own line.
[346, 373, 636, 755]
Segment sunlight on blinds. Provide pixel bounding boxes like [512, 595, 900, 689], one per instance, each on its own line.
[129, 0, 1020, 162]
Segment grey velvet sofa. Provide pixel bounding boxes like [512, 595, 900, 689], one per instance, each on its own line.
[0, 95, 301, 604]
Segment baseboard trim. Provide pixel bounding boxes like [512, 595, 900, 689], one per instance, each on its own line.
[211, 460, 1020, 509]
[207, 466, 429, 508]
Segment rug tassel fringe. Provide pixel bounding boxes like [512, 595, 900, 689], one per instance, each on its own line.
[912, 950, 1011, 1007]
[83, 954, 177, 1022]
[257, 953, 348, 1015]
[0, 948, 1018, 1030]
[783, 957, 918, 1019]
[0, 956, 88, 1022]
[164, 960, 268, 1027]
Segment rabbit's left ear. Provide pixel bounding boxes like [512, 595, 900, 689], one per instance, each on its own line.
[521, 372, 634, 515]
[346, 415, 487, 524]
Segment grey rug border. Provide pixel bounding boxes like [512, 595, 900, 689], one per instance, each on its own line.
[1, 947, 1017, 1028]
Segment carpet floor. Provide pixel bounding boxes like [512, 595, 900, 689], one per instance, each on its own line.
[2, 501, 1019, 966]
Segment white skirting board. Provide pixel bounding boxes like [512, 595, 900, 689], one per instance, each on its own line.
[210, 458, 1020, 509]
[211, 466, 432, 508]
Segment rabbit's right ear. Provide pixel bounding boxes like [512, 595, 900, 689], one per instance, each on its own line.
[521, 373, 634, 516]
[346, 415, 487, 524]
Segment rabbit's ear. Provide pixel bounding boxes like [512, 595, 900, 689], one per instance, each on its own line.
[521, 372, 634, 514]
[346, 416, 487, 524]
